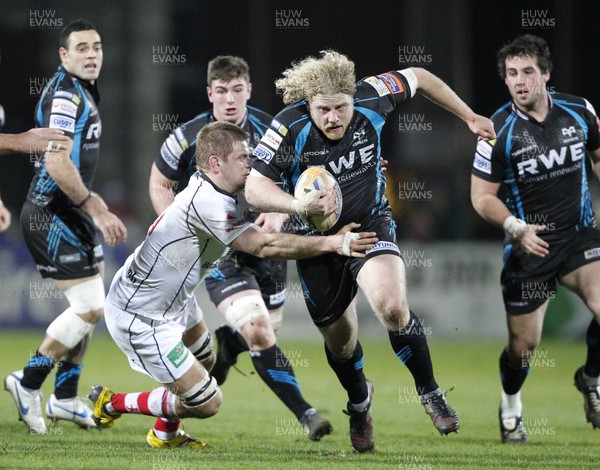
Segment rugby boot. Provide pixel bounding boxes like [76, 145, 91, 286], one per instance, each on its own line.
[46, 393, 96, 429]
[342, 379, 374, 452]
[88, 385, 121, 429]
[146, 428, 210, 449]
[4, 370, 47, 434]
[574, 366, 600, 428]
[300, 408, 333, 441]
[420, 389, 459, 435]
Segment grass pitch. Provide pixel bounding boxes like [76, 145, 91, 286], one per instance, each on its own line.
[0, 330, 598, 469]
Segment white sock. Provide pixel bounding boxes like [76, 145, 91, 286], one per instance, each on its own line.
[500, 390, 522, 418]
[582, 369, 600, 388]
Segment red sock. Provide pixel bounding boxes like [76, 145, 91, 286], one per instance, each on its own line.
[153, 418, 180, 441]
[111, 392, 152, 415]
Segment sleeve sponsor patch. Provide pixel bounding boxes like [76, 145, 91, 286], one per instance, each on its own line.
[377, 73, 405, 94]
[174, 127, 189, 150]
[253, 143, 275, 163]
[51, 98, 78, 118]
[584, 98, 597, 117]
[53, 91, 80, 106]
[473, 154, 492, 174]
[263, 129, 283, 149]
[165, 133, 185, 160]
[271, 119, 288, 136]
[476, 139, 493, 160]
[160, 143, 180, 171]
[49, 114, 75, 133]
[364, 76, 390, 97]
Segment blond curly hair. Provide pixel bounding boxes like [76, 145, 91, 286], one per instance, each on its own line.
[275, 50, 356, 105]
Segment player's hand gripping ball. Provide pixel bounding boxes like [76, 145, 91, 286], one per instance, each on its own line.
[294, 167, 343, 231]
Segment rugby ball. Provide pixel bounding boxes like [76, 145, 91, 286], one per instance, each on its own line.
[293, 167, 343, 231]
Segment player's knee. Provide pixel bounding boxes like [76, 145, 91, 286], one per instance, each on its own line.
[64, 277, 105, 323]
[180, 374, 222, 419]
[243, 315, 276, 350]
[377, 300, 410, 331]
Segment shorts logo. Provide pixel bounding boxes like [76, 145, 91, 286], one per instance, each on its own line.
[49, 114, 75, 132]
[584, 248, 600, 260]
[167, 341, 189, 368]
[365, 241, 400, 255]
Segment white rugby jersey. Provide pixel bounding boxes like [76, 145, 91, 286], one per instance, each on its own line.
[107, 171, 253, 320]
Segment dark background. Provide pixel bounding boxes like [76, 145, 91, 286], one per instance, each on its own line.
[1, 0, 599, 245]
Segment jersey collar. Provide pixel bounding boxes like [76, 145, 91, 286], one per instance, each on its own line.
[197, 170, 238, 202]
[510, 94, 553, 124]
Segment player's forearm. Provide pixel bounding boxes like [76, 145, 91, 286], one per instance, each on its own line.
[252, 232, 330, 260]
[472, 192, 513, 230]
[246, 175, 296, 214]
[45, 152, 92, 206]
[411, 67, 477, 123]
[0, 134, 26, 155]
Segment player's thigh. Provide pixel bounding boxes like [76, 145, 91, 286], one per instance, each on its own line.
[561, 260, 600, 319]
[506, 301, 549, 354]
[318, 299, 358, 358]
[357, 253, 409, 323]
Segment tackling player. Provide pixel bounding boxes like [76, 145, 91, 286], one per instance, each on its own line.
[89, 121, 377, 448]
[4, 18, 127, 434]
[471, 34, 600, 443]
[149, 56, 332, 440]
[245, 50, 495, 452]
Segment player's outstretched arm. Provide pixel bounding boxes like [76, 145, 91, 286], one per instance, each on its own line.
[409, 67, 496, 140]
[45, 139, 127, 246]
[230, 223, 378, 260]
[149, 162, 177, 215]
[0, 128, 69, 156]
[471, 174, 548, 257]
[245, 170, 337, 217]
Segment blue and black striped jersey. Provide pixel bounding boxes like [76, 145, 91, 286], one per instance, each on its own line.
[27, 66, 101, 207]
[154, 105, 272, 193]
[251, 70, 413, 232]
[472, 93, 600, 233]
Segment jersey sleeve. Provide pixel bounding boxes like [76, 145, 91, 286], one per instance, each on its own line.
[46, 90, 81, 138]
[355, 70, 413, 116]
[154, 127, 194, 181]
[471, 138, 506, 182]
[583, 98, 600, 151]
[251, 116, 294, 183]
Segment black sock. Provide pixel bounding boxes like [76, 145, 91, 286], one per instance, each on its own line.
[20, 350, 55, 390]
[324, 341, 368, 405]
[584, 319, 600, 378]
[500, 348, 530, 394]
[251, 344, 310, 420]
[54, 361, 82, 399]
[388, 311, 438, 395]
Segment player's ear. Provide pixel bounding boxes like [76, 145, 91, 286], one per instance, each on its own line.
[59, 47, 68, 63]
[206, 85, 214, 102]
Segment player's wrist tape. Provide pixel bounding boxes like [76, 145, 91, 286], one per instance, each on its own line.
[503, 215, 527, 239]
[291, 198, 307, 217]
[76, 190, 93, 208]
[342, 232, 360, 256]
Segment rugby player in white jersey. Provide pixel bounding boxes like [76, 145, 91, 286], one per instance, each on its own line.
[88, 121, 377, 448]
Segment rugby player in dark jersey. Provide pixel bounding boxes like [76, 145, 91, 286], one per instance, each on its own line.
[4, 19, 127, 435]
[471, 35, 600, 443]
[149, 56, 332, 441]
[246, 50, 495, 452]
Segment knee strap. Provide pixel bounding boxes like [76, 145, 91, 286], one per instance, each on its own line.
[180, 373, 219, 409]
[64, 276, 105, 314]
[225, 295, 269, 331]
